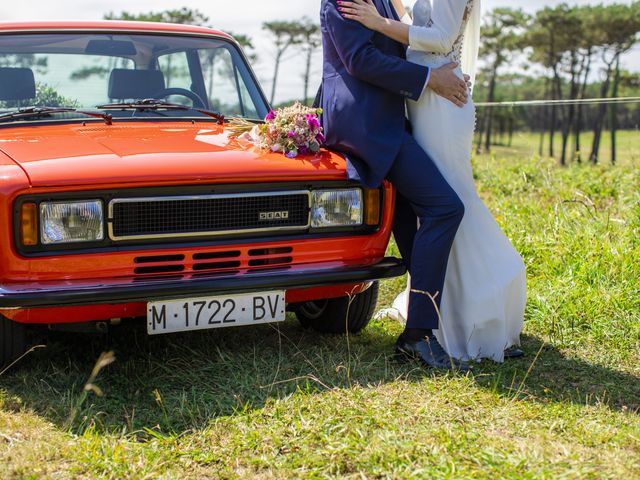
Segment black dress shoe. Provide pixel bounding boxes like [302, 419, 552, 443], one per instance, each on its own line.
[504, 346, 525, 359]
[395, 336, 470, 372]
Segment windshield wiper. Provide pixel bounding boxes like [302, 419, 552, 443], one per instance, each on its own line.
[0, 107, 113, 125]
[96, 99, 225, 125]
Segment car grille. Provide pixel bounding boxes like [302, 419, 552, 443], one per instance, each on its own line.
[108, 191, 310, 241]
[131, 246, 294, 280]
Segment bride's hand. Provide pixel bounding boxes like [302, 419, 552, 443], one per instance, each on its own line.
[338, 0, 385, 31]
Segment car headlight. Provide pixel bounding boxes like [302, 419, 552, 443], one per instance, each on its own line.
[311, 189, 363, 228]
[40, 200, 104, 244]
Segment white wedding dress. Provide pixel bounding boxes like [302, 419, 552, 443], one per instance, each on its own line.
[386, 0, 527, 362]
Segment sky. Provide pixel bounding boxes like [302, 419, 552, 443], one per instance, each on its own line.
[1, 0, 638, 104]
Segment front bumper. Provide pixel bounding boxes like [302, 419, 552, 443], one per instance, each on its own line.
[0, 257, 406, 309]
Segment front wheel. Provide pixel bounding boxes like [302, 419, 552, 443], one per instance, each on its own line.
[295, 282, 379, 334]
[0, 314, 27, 370]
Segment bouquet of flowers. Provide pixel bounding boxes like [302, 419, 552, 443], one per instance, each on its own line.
[228, 102, 325, 158]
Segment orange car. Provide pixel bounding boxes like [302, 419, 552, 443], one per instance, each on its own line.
[0, 21, 405, 367]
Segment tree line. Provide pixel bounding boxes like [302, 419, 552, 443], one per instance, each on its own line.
[107, 4, 639, 165]
[475, 2, 639, 165]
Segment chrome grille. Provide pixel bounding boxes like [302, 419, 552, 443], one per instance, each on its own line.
[108, 191, 310, 241]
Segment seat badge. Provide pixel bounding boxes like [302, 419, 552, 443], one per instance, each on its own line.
[259, 211, 289, 221]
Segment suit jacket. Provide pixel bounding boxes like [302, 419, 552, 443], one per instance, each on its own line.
[319, 0, 429, 187]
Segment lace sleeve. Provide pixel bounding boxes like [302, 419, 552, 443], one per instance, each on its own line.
[408, 0, 468, 53]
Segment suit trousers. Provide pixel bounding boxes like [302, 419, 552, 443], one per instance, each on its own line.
[386, 132, 465, 330]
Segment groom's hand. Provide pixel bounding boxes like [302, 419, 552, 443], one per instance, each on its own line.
[427, 63, 469, 108]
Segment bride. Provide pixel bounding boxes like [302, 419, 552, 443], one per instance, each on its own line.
[339, 0, 527, 362]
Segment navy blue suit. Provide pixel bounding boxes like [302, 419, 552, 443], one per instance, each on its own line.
[320, 0, 465, 329]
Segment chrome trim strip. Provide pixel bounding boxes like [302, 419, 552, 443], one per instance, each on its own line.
[0, 27, 232, 40]
[108, 190, 311, 242]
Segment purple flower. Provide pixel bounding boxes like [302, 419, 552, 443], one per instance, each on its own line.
[316, 133, 326, 144]
[287, 131, 296, 138]
[265, 110, 276, 121]
[306, 114, 321, 130]
[299, 146, 309, 155]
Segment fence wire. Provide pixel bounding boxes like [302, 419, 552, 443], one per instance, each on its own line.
[474, 96, 640, 108]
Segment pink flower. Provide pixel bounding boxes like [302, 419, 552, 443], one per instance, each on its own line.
[265, 110, 276, 121]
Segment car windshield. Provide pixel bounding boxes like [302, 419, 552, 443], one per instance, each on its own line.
[0, 32, 269, 123]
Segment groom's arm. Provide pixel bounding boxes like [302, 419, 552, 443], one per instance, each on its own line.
[323, 0, 428, 101]
[325, 0, 470, 106]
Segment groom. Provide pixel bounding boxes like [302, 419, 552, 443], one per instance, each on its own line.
[319, 0, 470, 370]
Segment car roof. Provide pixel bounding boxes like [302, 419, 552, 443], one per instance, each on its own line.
[0, 21, 233, 40]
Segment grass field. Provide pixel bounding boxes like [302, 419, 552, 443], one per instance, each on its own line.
[1, 131, 639, 479]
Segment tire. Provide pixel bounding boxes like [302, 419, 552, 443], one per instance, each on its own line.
[295, 282, 379, 334]
[0, 314, 27, 371]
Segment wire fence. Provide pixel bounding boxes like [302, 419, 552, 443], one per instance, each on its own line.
[475, 96, 640, 108]
[470, 94, 638, 165]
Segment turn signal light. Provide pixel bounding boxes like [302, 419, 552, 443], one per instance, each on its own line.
[20, 202, 38, 246]
[364, 189, 381, 226]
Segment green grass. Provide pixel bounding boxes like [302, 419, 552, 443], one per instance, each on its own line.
[1, 131, 639, 479]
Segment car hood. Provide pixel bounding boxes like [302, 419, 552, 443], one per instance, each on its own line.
[0, 122, 348, 187]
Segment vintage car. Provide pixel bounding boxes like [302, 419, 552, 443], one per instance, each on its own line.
[0, 21, 405, 367]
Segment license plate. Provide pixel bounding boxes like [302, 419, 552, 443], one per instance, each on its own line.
[147, 291, 286, 335]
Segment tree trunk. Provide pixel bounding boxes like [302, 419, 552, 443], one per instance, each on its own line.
[549, 105, 557, 159]
[552, 68, 564, 164]
[508, 113, 514, 147]
[548, 82, 558, 159]
[548, 68, 564, 160]
[303, 48, 312, 105]
[476, 108, 485, 154]
[207, 51, 219, 101]
[270, 51, 283, 105]
[610, 55, 621, 165]
[561, 52, 580, 165]
[573, 50, 592, 163]
[546, 35, 558, 159]
[166, 56, 173, 86]
[484, 107, 494, 153]
[539, 79, 550, 157]
[484, 70, 497, 153]
[590, 59, 615, 164]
